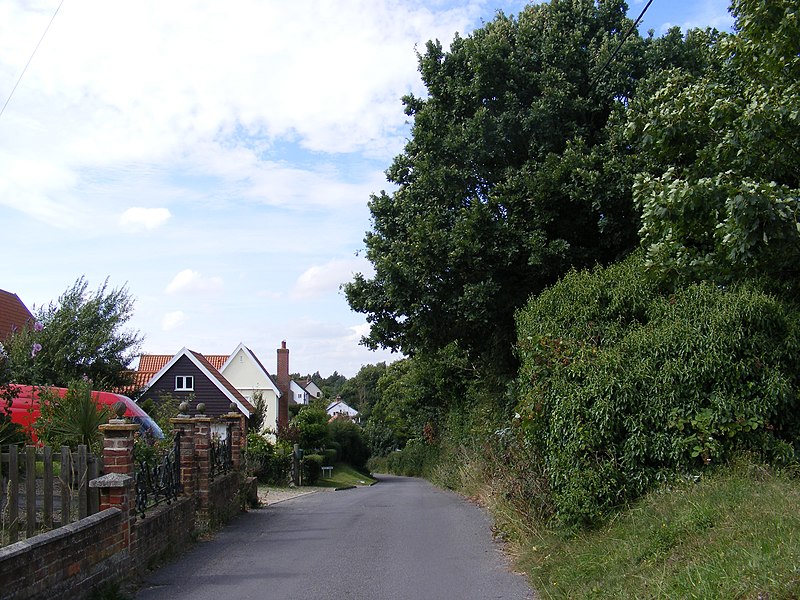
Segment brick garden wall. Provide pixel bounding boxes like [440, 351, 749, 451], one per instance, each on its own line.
[0, 411, 245, 600]
[0, 508, 126, 600]
[130, 496, 197, 574]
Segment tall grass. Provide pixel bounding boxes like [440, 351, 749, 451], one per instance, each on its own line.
[511, 459, 800, 599]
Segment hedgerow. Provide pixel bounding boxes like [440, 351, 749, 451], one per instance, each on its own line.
[516, 253, 800, 527]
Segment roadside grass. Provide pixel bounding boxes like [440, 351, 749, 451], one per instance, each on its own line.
[315, 462, 376, 488]
[511, 461, 800, 599]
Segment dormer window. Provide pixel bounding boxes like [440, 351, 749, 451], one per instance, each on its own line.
[175, 376, 194, 391]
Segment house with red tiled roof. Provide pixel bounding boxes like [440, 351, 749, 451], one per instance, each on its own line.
[0, 289, 33, 342]
[137, 347, 255, 420]
[136, 343, 286, 434]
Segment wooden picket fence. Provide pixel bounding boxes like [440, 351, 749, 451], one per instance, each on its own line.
[0, 444, 102, 547]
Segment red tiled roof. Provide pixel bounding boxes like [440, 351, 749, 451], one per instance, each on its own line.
[138, 353, 228, 372]
[202, 355, 228, 370]
[137, 355, 172, 372]
[0, 289, 33, 342]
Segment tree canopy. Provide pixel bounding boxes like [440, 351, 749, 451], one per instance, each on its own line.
[630, 0, 800, 284]
[5, 277, 142, 390]
[345, 0, 706, 375]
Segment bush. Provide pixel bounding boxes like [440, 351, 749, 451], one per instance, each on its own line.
[516, 254, 800, 527]
[245, 433, 290, 484]
[302, 453, 323, 485]
[363, 419, 397, 457]
[292, 406, 329, 450]
[328, 418, 370, 470]
[385, 438, 439, 477]
[322, 448, 338, 466]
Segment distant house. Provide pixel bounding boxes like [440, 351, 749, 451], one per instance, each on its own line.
[136, 342, 302, 437]
[137, 347, 254, 421]
[289, 380, 311, 405]
[297, 379, 323, 400]
[326, 398, 359, 423]
[0, 289, 34, 342]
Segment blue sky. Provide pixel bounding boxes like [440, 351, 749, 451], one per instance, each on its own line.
[0, 0, 734, 377]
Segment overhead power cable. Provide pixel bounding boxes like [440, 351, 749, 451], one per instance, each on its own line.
[588, 0, 655, 92]
[0, 0, 66, 121]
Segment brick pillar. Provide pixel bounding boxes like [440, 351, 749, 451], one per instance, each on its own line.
[222, 411, 244, 471]
[193, 416, 212, 515]
[93, 418, 139, 552]
[170, 416, 196, 497]
[99, 420, 139, 477]
[90, 473, 135, 551]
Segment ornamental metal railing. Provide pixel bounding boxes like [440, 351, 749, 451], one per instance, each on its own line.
[210, 423, 233, 480]
[134, 430, 181, 519]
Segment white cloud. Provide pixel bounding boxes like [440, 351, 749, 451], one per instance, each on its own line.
[165, 269, 224, 295]
[120, 207, 171, 232]
[291, 258, 367, 299]
[161, 310, 187, 331]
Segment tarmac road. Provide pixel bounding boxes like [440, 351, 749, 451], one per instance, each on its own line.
[134, 474, 535, 600]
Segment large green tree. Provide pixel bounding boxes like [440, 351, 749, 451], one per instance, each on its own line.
[345, 0, 701, 376]
[6, 277, 142, 390]
[337, 362, 386, 419]
[630, 0, 800, 285]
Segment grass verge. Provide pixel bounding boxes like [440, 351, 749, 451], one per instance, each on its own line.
[508, 460, 800, 599]
[315, 462, 376, 488]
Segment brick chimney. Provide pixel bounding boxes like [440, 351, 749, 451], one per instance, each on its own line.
[277, 341, 290, 429]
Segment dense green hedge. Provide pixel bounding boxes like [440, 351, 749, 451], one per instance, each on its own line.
[245, 433, 290, 485]
[328, 418, 370, 471]
[516, 254, 800, 526]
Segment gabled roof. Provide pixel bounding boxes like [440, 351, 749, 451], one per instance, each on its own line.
[326, 399, 359, 416]
[219, 343, 282, 397]
[142, 347, 254, 417]
[137, 353, 228, 393]
[0, 289, 34, 342]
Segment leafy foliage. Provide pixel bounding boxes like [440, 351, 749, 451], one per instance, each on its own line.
[345, 0, 715, 375]
[0, 343, 24, 445]
[291, 405, 330, 450]
[5, 277, 142, 390]
[629, 0, 800, 284]
[516, 255, 800, 526]
[248, 390, 267, 433]
[245, 432, 290, 484]
[337, 362, 386, 418]
[328, 418, 370, 471]
[33, 379, 112, 453]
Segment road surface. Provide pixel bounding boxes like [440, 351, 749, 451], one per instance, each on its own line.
[135, 474, 535, 600]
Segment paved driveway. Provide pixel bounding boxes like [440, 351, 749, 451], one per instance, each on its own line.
[135, 474, 535, 600]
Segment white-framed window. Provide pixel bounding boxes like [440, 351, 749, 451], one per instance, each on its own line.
[175, 375, 194, 391]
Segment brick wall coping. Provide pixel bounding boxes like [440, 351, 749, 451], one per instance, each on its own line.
[0, 508, 121, 561]
[98, 422, 140, 433]
[89, 473, 133, 488]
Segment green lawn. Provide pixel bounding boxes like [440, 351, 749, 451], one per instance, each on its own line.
[315, 462, 376, 488]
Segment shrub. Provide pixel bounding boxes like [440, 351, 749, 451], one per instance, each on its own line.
[385, 438, 439, 477]
[322, 448, 338, 466]
[245, 433, 290, 484]
[516, 254, 800, 526]
[363, 419, 397, 457]
[292, 406, 329, 450]
[302, 453, 323, 485]
[34, 379, 111, 453]
[328, 418, 370, 470]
